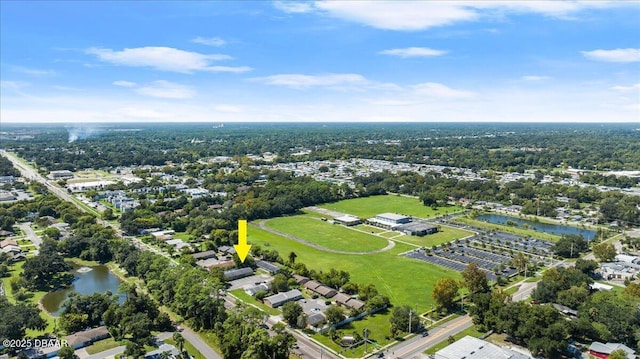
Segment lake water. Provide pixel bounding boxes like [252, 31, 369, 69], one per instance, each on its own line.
[41, 265, 123, 316]
[476, 213, 597, 240]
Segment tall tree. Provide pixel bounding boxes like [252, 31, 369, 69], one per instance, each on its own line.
[288, 251, 297, 264]
[282, 302, 303, 328]
[173, 332, 185, 355]
[511, 252, 529, 275]
[593, 242, 616, 262]
[462, 262, 489, 293]
[432, 277, 459, 309]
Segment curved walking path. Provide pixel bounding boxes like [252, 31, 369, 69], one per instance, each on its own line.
[254, 220, 395, 255]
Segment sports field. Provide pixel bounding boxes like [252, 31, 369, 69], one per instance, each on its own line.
[265, 216, 390, 252]
[319, 195, 462, 219]
[248, 225, 461, 313]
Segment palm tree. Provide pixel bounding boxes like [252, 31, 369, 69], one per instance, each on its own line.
[288, 251, 297, 264]
[173, 332, 185, 356]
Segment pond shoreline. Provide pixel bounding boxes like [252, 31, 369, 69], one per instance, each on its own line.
[40, 260, 124, 316]
[476, 213, 597, 240]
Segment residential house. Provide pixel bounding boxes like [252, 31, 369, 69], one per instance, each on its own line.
[224, 267, 254, 281]
[65, 326, 110, 349]
[263, 289, 303, 308]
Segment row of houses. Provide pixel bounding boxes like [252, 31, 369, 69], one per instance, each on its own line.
[294, 275, 366, 311]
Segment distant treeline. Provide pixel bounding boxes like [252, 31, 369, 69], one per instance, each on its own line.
[3, 123, 639, 172]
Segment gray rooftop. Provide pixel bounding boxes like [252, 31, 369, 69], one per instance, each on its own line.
[256, 260, 280, 273]
[264, 289, 303, 307]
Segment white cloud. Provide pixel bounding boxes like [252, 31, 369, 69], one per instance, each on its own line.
[522, 75, 551, 81]
[10, 65, 56, 76]
[86, 46, 251, 73]
[275, 1, 630, 31]
[413, 82, 476, 98]
[135, 80, 196, 99]
[274, 1, 314, 13]
[364, 98, 417, 106]
[314, 1, 478, 31]
[379, 47, 447, 58]
[112, 80, 137, 88]
[51, 85, 82, 91]
[191, 37, 226, 47]
[0, 81, 30, 89]
[251, 73, 370, 89]
[581, 48, 640, 63]
[611, 83, 640, 91]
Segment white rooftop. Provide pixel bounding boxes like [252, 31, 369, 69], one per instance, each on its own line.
[376, 213, 410, 221]
[435, 336, 532, 359]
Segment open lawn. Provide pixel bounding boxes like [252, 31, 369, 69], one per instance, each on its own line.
[455, 216, 560, 242]
[395, 225, 474, 247]
[249, 226, 460, 313]
[312, 309, 393, 358]
[265, 216, 390, 252]
[319, 195, 462, 219]
[424, 325, 484, 354]
[2, 261, 58, 336]
[165, 338, 206, 359]
[379, 232, 401, 239]
[86, 337, 123, 355]
[354, 224, 388, 234]
[229, 289, 281, 316]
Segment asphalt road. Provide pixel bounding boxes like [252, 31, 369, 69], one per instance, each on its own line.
[389, 315, 473, 358]
[18, 222, 42, 248]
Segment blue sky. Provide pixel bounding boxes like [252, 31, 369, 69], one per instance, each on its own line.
[1, 1, 639, 123]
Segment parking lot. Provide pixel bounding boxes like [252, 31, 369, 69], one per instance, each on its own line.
[403, 244, 519, 281]
[297, 297, 329, 316]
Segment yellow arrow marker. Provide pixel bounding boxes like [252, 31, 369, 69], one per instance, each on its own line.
[234, 219, 252, 263]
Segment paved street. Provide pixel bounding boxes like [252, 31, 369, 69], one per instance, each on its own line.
[181, 326, 223, 359]
[512, 281, 538, 302]
[18, 222, 42, 248]
[390, 315, 473, 359]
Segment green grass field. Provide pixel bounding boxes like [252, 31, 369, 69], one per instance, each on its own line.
[85, 338, 123, 355]
[265, 216, 390, 252]
[354, 224, 388, 234]
[2, 261, 57, 336]
[249, 226, 460, 313]
[312, 310, 393, 357]
[229, 289, 281, 316]
[319, 195, 462, 219]
[424, 325, 484, 354]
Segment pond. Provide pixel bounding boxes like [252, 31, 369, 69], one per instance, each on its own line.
[476, 213, 597, 240]
[41, 264, 123, 316]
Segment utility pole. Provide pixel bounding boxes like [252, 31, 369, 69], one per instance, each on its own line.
[570, 242, 574, 258]
[408, 309, 413, 334]
[364, 329, 369, 354]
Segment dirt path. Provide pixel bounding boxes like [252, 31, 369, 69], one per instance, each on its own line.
[254, 220, 395, 255]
